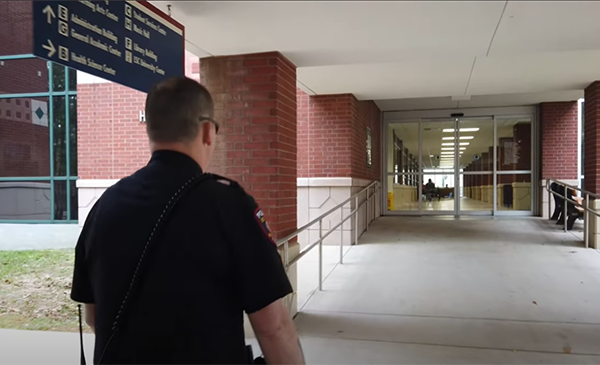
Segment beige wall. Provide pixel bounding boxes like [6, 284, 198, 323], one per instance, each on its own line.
[297, 177, 381, 249]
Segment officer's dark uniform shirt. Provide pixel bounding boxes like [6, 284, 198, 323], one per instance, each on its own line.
[71, 150, 293, 364]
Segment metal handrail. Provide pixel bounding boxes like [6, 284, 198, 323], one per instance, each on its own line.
[545, 178, 600, 248]
[276, 180, 381, 293]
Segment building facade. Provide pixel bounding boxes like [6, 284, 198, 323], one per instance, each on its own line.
[0, 1, 595, 250]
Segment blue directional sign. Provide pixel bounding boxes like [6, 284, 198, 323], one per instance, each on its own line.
[33, 1, 185, 93]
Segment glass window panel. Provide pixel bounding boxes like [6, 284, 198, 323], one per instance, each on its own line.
[388, 174, 419, 212]
[52, 63, 67, 92]
[422, 173, 456, 212]
[69, 179, 78, 221]
[0, 97, 50, 177]
[68, 67, 77, 92]
[53, 180, 67, 220]
[459, 118, 493, 172]
[69, 96, 78, 176]
[421, 119, 457, 172]
[460, 173, 494, 212]
[53, 96, 67, 176]
[497, 118, 532, 171]
[388, 122, 419, 174]
[0, 180, 51, 220]
[497, 173, 532, 211]
[0, 58, 49, 94]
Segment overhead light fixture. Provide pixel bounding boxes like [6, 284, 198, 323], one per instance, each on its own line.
[442, 142, 469, 146]
[441, 147, 468, 151]
[442, 128, 480, 133]
[441, 136, 475, 140]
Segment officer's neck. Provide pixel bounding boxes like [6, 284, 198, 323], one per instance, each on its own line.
[149, 142, 207, 171]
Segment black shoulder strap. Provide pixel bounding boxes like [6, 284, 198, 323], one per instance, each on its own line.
[79, 173, 211, 365]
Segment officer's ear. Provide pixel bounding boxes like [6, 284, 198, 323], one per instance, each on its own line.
[201, 122, 214, 146]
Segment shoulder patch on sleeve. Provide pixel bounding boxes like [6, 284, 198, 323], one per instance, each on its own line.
[254, 208, 276, 245]
[216, 179, 231, 186]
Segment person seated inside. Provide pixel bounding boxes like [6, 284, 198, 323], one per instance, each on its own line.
[425, 179, 436, 202]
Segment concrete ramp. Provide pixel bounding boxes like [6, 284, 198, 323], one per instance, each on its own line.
[295, 217, 600, 364]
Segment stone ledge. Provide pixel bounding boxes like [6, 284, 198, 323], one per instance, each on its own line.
[76, 179, 120, 189]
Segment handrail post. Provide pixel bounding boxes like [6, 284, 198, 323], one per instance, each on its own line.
[563, 187, 568, 232]
[318, 219, 323, 291]
[284, 240, 289, 271]
[340, 205, 344, 264]
[354, 195, 359, 245]
[547, 181, 551, 220]
[584, 194, 590, 249]
[366, 187, 370, 231]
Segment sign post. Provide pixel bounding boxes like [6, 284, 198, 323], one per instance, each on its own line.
[33, 1, 185, 93]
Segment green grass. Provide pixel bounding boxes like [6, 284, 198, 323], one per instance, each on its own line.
[0, 249, 88, 332]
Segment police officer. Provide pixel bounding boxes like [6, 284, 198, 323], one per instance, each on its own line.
[70, 77, 306, 364]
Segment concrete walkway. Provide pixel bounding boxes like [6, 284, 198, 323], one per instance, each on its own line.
[2, 217, 600, 364]
[295, 216, 600, 364]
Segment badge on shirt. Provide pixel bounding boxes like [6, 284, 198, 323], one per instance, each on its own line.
[255, 208, 276, 245]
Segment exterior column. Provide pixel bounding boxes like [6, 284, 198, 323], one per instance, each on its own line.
[200, 52, 299, 323]
[200, 52, 297, 242]
[296, 92, 382, 249]
[584, 82, 600, 248]
[540, 101, 578, 218]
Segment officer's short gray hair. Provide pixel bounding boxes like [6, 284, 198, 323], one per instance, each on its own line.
[145, 77, 214, 143]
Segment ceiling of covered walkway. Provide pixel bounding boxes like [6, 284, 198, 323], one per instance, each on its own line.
[151, 1, 600, 110]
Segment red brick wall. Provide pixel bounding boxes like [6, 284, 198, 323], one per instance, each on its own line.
[540, 101, 578, 180]
[297, 90, 381, 181]
[200, 52, 297, 240]
[0, 1, 33, 56]
[77, 53, 200, 179]
[0, 116, 50, 177]
[353, 99, 381, 181]
[77, 83, 148, 179]
[584, 82, 600, 194]
[297, 93, 353, 177]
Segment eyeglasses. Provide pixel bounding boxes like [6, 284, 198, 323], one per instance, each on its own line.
[199, 117, 220, 134]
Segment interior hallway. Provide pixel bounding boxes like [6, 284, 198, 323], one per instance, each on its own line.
[295, 216, 600, 364]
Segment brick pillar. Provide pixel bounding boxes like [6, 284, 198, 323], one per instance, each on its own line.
[585, 82, 600, 248]
[199, 52, 297, 240]
[585, 82, 600, 194]
[539, 101, 579, 218]
[540, 102, 578, 180]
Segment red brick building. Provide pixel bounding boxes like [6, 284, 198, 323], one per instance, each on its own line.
[0, 1, 597, 244]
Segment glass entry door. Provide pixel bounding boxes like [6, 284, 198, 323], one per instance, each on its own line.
[385, 113, 534, 216]
[420, 117, 494, 215]
[457, 117, 494, 214]
[421, 119, 458, 214]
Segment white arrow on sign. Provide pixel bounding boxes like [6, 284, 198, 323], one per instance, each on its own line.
[42, 5, 56, 24]
[42, 40, 56, 57]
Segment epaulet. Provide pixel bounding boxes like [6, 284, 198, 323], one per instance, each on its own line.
[205, 173, 242, 189]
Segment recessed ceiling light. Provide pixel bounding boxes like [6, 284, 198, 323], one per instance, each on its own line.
[442, 128, 480, 133]
[442, 136, 475, 140]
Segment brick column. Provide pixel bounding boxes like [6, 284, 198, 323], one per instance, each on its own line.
[296, 91, 381, 247]
[200, 52, 297, 240]
[585, 82, 600, 249]
[540, 101, 578, 218]
[584, 82, 600, 194]
[540, 102, 578, 180]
